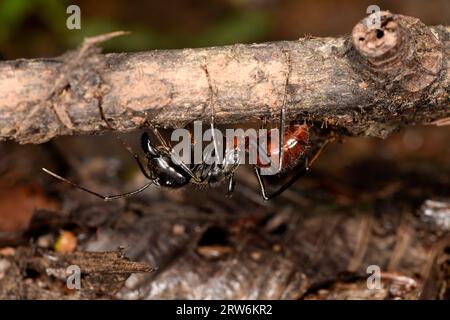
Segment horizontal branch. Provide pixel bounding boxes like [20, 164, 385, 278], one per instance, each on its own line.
[0, 12, 448, 144]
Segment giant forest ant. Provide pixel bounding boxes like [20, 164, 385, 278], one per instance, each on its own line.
[43, 66, 331, 201]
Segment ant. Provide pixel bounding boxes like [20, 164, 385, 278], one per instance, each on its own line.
[43, 67, 330, 201]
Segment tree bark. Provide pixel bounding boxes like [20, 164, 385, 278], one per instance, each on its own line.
[0, 12, 448, 144]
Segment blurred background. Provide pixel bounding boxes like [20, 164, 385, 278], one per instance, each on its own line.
[0, 0, 449, 299]
[1, 0, 449, 59]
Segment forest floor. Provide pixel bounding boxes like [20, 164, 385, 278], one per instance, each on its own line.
[0, 125, 449, 299]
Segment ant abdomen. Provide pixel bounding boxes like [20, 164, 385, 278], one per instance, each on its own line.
[245, 124, 309, 172]
[267, 124, 310, 172]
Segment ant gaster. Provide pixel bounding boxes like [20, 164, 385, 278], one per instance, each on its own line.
[43, 65, 330, 201]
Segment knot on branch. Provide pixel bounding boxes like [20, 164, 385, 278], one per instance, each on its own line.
[351, 11, 444, 93]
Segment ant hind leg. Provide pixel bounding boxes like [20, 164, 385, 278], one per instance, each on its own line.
[254, 138, 332, 200]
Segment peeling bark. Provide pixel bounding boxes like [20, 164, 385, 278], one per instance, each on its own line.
[0, 12, 448, 144]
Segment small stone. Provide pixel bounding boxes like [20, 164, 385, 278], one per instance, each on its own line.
[54, 231, 77, 253]
[172, 224, 186, 235]
[272, 244, 282, 252]
[250, 251, 262, 261]
[0, 247, 15, 256]
[37, 234, 54, 248]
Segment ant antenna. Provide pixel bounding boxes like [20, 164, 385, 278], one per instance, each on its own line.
[42, 168, 153, 201]
[42, 103, 155, 201]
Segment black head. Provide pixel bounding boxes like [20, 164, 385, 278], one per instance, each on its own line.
[140, 132, 191, 188]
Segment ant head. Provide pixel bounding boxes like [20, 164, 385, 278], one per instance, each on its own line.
[141, 132, 159, 158]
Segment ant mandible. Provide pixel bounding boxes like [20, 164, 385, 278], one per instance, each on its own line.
[43, 66, 330, 201]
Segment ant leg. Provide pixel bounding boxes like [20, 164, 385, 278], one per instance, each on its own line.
[173, 64, 223, 186]
[254, 51, 290, 199]
[227, 173, 235, 197]
[202, 65, 221, 162]
[305, 138, 333, 169]
[177, 163, 204, 184]
[278, 101, 286, 173]
[42, 168, 153, 201]
[277, 50, 291, 173]
[254, 165, 307, 201]
[98, 105, 153, 180]
[150, 125, 172, 150]
[254, 138, 332, 200]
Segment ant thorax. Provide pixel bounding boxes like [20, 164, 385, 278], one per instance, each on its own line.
[192, 146, 241, 186]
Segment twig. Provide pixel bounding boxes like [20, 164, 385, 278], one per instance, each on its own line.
[0, 12, 448, 144]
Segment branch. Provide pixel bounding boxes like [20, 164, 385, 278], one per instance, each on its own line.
[0, 12, 448, 144]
